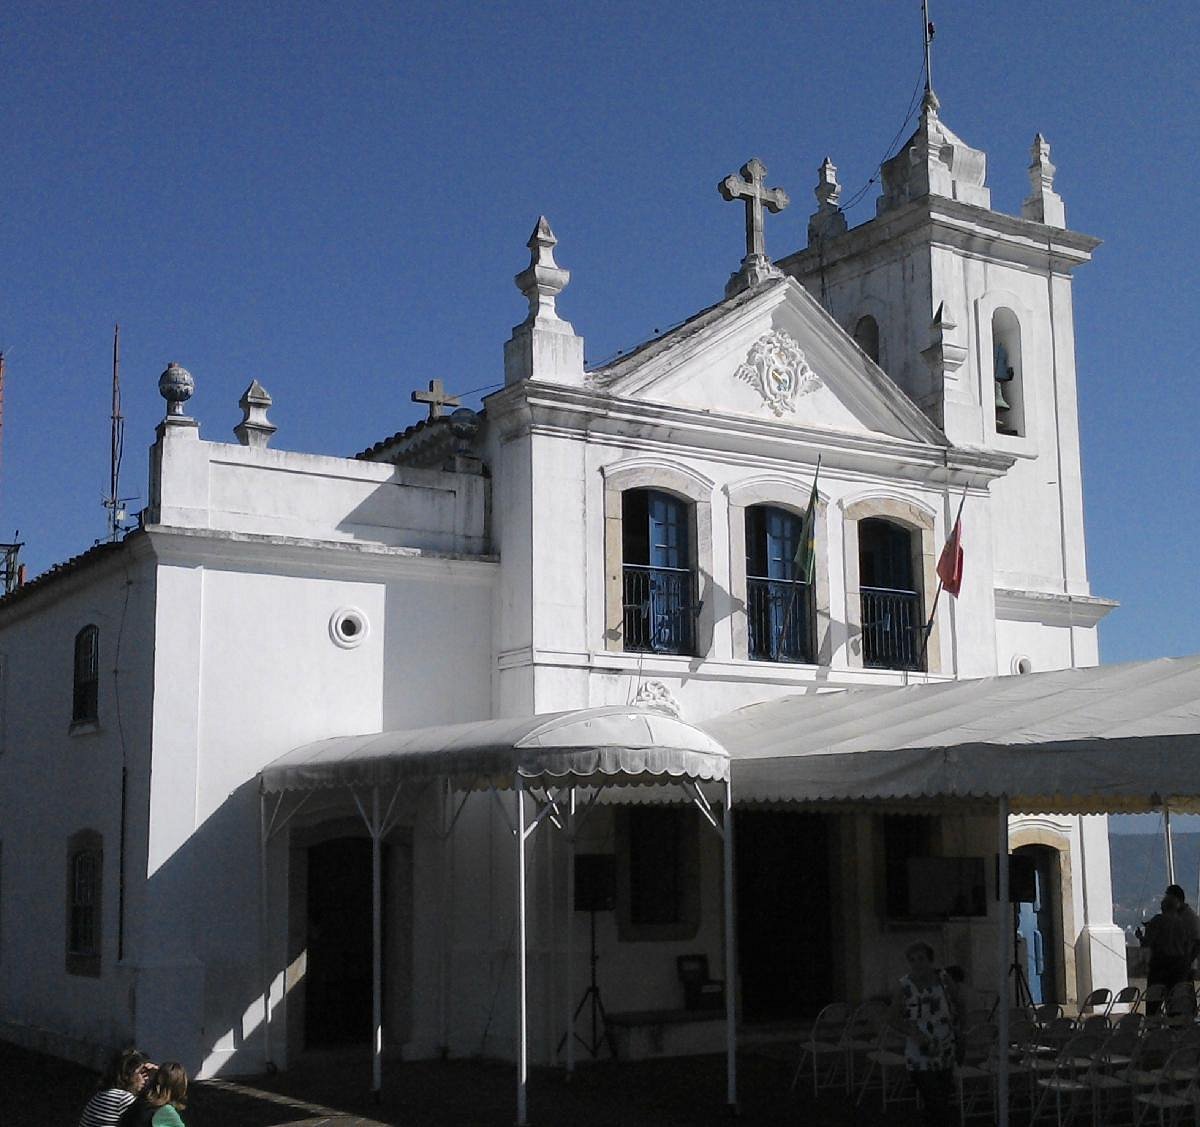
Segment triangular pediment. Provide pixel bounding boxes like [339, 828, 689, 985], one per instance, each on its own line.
[589, 278, 946, 446]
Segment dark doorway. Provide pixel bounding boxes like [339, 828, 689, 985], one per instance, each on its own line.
[1015, 844, 1060, 1005]
[305, 837, 374, 1048]
[736, 811, 834, 1021]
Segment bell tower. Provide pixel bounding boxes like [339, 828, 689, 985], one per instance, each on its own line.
[778, 96, 1109, 665]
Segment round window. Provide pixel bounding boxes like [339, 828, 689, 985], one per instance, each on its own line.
[329, 607, 369, 649]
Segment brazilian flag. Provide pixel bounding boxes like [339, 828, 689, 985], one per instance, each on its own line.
[793, 460, 821, 584]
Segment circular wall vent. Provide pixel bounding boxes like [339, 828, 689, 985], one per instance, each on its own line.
[329, 607, 369, 649]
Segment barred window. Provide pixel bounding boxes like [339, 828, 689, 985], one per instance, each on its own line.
[745, 505, 814, 663]
[72, 626, 99, 724]
[621, 490, 697, 656]
[616, 807, 700, 942]
[859, 519, 924, 672]
[66, 831, 102, 976]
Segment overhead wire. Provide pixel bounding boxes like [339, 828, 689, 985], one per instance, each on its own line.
[838, 56, 929, 216]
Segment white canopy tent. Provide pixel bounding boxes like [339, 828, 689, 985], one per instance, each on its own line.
[703, 654, 1200, 1127]
[258, 705, 734, 1126]
[705, 655, 1200, 812]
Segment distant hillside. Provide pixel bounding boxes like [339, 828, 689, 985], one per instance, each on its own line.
[1109, 831, 1200, 935]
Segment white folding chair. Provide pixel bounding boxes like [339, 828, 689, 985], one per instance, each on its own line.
[791, 1000, 852, 1096]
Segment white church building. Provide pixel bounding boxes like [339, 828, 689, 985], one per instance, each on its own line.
[0, 92, 1127, 1084]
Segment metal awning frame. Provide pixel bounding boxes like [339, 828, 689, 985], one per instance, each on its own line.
[257, 749, 736, 1126]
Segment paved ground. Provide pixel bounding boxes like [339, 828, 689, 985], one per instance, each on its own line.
[0, 1038, 955, 1126]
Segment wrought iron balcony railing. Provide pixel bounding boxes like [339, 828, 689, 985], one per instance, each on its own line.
[622, 564, 697, 655]
[747, 576, 814, 663]
[860, 586, 925, 671]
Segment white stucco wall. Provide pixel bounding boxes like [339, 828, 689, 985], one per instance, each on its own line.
[0, 543, 157, 1067]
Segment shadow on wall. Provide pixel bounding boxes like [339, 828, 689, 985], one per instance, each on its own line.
[334, 472, 490, 556]
[136, 775, 424, 1080]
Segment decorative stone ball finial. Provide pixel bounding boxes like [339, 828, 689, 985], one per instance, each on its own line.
[234, 378, 277, 448]
[514, 216, 570, 327]
[447, 406, 480, 454]
[158, 362, 194, 417]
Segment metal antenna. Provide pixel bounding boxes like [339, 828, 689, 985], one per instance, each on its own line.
[0, 353, 24, 592]
[923, 0, 936, 98]
[0, 351, 5, 496]
[104, 323, 132, 541]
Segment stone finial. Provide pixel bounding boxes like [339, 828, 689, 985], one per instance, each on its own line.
[233, 379, 276, 448]
[504, 217, 585, 387]
[514, 216, 570, 327]
[719, 158, 790, 297]
[877, 94, 990, 214]
[808, 157, 848, 244]
[156, 361, 198, 434]
[159, 361, 194, 415]
[1021, 133, 1066, 227]
[444, 406, 482, 473]
[920, 300, 967, 378]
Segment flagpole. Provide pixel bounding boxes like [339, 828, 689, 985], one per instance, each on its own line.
[917, 485, 968, 670]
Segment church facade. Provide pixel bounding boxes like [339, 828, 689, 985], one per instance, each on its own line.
[0, 96, 1124, 1077]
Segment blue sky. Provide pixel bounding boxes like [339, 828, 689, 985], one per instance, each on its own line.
[2, 1, 1197, 665]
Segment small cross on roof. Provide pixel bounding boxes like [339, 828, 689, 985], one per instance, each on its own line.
[411, 379, 461, 420]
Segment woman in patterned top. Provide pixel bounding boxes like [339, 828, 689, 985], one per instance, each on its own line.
[77, 1048, 156, 1127]
[888, 941, 963, 1126]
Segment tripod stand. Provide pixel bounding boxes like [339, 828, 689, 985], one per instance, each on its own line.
[990, 916, 1036, 1019]
[557, 907, 616, 1060]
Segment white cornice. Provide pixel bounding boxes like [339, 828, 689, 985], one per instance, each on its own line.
[781, 195, 1100, 278]
[993, 586, 1118, 626]
[144, 525, 498, 584]
[494, 380, 1014, 485]
[501, 645, 955, 690]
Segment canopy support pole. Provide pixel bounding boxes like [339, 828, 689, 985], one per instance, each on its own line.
[516, 775, 530, 1126]
[371, 786, 383, 1097]
[1165, 803, 1176, 885]
[441, 777, 453, 1056]
[565, 786, 576, 1075]
[723, 775, 738, 1112]
[258, 791, 273, 1071]
[997, 794, 1010, 1127]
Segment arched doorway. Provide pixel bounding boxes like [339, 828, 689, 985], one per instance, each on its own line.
[1014, 844, 1062, 1005]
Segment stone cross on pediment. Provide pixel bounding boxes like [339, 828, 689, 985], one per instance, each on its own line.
[720, 158, 789, 261]
[411, 378, 461, 420]
[718, 158, 790, 296]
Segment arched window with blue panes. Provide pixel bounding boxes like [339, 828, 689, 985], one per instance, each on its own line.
[621, 489, 696, 654]
[858, 517, 924, 671]
[745, 505, 814, 663]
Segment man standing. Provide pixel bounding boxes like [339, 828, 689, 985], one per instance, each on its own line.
[1137, 896, 1193, 1013]
[1166, 884, 1200, 965]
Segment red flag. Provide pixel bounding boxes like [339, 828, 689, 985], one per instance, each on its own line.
[937, 518, 964, 597]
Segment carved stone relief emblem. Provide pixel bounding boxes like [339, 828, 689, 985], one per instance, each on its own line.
[633, 679, 683, 720]
[734, 329, 821, 416]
